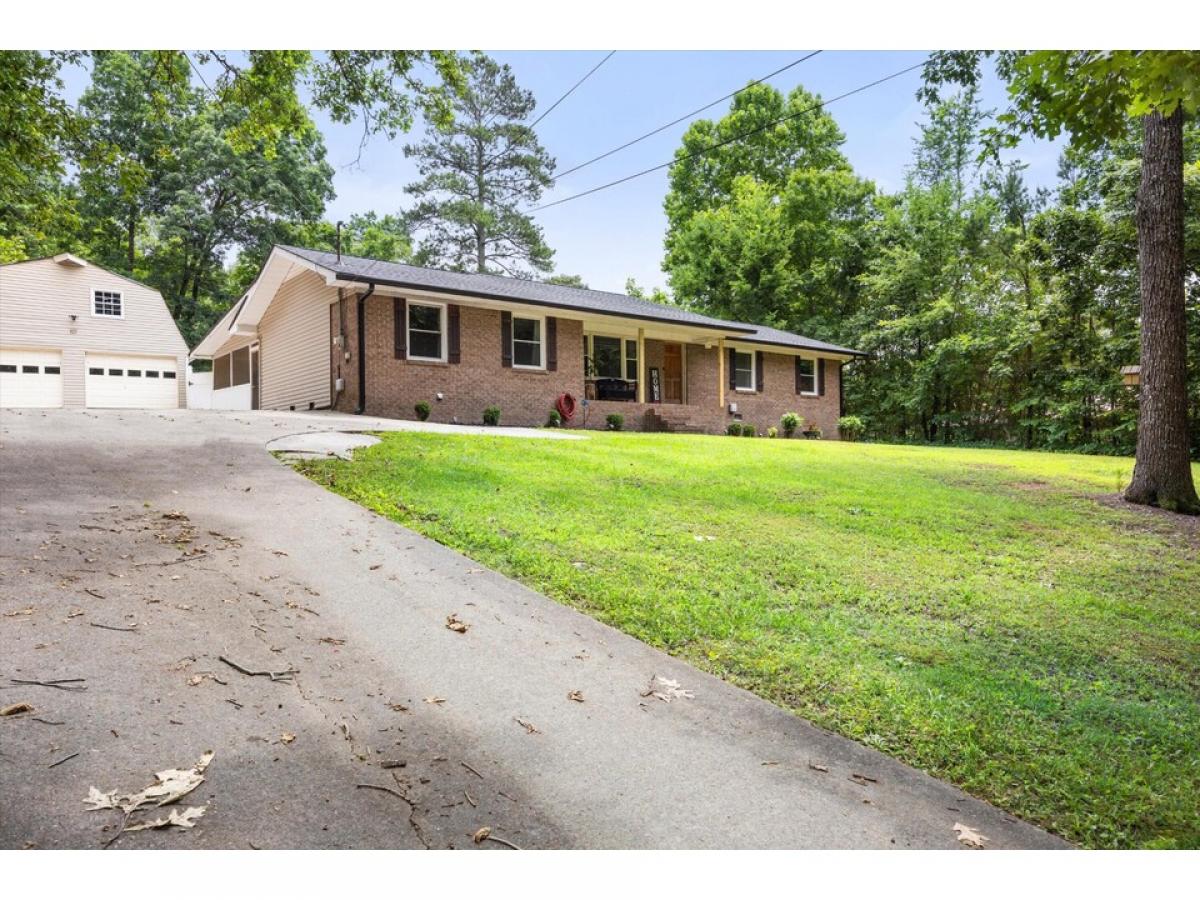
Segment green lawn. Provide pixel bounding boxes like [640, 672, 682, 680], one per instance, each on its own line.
[292, 432, 1200, 849]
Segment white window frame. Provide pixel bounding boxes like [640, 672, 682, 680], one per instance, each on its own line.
[796, 356, 818, 396]
[733, 350, 756, 392]
[585, 333, 637, 383]
[91, 288, 125, 318]
[406, 300, 447, 363]
[511, 314, 546, 370]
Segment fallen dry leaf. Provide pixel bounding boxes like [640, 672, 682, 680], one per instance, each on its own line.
[124, 805, 205, 832]
[1, 702, 34, 717]
[515, 718, 541, 734]
[84, 751, 214, 814]
[953, 822, 989, 849]
[423, 696, 446, 705]
[318, 637, 346, 646]
[567, 690, 584, 703]
[388, 702, 410, 712]
[280, 732, 296, 744]
[473, 826, 491, 844]
[641, 675, 694, 703]
[4, 607, 35, 617]
[445, 613, 469, 633]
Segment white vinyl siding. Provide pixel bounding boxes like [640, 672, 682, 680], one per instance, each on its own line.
[0, 258, 188, 408]
[257, 269, 331, 411]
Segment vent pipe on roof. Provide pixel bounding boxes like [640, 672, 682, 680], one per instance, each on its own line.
[335, 221, 344, 264]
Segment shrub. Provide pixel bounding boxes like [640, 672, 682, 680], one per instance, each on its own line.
[727, 422, 743, 436]
[780, 412, 802, 437]
[767, 426, 778, 439]
[741, 423, 756, 437]
[414, 400, 431, 421]
[838, 415, 865, 441]
[547, 409, 562, 428]
[605, 413, 624, 431]
[482, 406, 501, 426]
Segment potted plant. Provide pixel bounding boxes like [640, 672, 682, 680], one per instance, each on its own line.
[780, 412, 802, 438]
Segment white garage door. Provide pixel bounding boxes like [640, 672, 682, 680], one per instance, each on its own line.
[85, 353, 179, 409]
[0, 348, 64, 408]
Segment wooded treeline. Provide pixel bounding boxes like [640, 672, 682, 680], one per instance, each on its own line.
[662, 82, 1200, 458]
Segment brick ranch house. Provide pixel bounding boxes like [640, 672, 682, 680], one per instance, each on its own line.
[191, 245, 865, 435]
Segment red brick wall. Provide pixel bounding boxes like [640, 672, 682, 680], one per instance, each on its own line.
[331, 290, 845, 436]
[332, 292, 585, 427]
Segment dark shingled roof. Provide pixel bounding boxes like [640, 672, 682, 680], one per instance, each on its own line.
[279, 245, 865, 356]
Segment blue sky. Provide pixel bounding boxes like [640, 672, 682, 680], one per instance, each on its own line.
[60, 51, 1066, 294]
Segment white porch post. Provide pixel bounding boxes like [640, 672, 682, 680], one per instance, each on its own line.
[717, 337, 725, 409]
[636, 327, 646, 404]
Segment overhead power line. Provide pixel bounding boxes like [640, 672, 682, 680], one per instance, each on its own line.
[554, 50, 823, 180]
[530, 59, 927, 214]
[530, 50, 616, 129]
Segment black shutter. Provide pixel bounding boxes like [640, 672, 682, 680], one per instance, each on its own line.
[794, 357, 803, 394]
[448, 304, 461, 364]
[755, 351, 764, 393]
[500, 311, 512, 367]
[728, 348, 736, 390]
[817, 358, 826, 396]
[838, 361, 845, 416]
[546, 316, 557, 371]
[393, 297, 406, 359]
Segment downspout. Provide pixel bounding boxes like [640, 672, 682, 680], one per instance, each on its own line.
[354, 283, 376, 415]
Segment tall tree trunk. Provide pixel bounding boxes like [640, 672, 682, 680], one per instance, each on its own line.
[126, 211, 136, 271]
[1124, 109, 1200, 514]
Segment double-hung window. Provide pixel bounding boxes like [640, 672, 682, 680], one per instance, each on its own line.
[407, 302, 445, 362]
[512, 316, 544, 368]
[624, 340, 638, 382]
[734, 351, 755, 391]
[796, 357, 817, 395]
[93, 289, 123, 317]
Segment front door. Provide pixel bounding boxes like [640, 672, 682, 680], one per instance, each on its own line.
[663, 343, 683, 404]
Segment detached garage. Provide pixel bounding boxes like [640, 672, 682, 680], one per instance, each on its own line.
[0, 254, 188, 409]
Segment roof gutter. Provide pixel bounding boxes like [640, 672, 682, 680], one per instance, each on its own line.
[326, 270, 755, 335]
[353, 283, 376, 415]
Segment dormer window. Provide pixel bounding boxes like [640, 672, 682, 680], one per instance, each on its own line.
[93, 289, 123, 317]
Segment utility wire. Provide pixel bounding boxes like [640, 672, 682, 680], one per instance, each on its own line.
[530, 59, 927, 213]
[530, 51, 616, 129]
[554, 50, 822, 180]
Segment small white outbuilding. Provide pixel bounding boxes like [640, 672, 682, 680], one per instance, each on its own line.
[0, 254, 189, 409]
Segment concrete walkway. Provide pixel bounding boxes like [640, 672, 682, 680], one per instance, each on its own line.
[0, 409, 1068, 849]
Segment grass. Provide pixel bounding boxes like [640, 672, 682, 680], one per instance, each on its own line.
[293, 432, 1200, 849]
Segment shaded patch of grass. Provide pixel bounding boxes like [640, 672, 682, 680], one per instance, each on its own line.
[294, 433, 1200, 849]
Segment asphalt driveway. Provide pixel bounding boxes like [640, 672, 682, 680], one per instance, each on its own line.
[0, 408, 1068, 849]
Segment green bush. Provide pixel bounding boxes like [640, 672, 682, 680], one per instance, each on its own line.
[838, 415, 865, 441]
[483, 406, 501, 426]
[414, 400, 431, 421]
[727, 422, 743, 436]
[741, 423, 756, 437]
[780, 412, 802, 437]
[605, 413, 624, 431]
[547, 409, 562, 428]
[767, 426, 778, 438]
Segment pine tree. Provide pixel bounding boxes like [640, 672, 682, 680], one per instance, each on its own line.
[404, 55, 554, 277]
